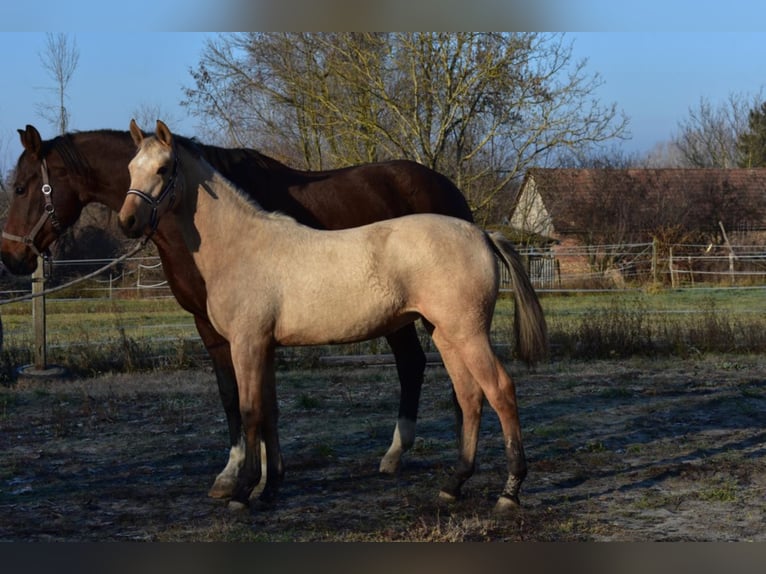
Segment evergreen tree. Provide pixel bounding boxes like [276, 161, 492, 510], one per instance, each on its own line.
[737, 101, 766, 167]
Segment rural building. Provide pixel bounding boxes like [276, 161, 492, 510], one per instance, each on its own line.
[509, 168, 766, 287]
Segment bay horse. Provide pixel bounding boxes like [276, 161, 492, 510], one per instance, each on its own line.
[118, 120, 545, 512]
[1, 123, 546, 503]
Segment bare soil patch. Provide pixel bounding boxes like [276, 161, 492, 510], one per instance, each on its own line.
[0, 354, 763, 541]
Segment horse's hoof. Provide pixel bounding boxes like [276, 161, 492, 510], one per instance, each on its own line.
[378, 456, 401, 475]
[492, 495, 521, 516]
[438, 490, 458, 503]
[208, 477, 236, 499]
[227, 499, 249, 512]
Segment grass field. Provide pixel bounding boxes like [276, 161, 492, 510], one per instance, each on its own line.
[1, 286, 765, 382]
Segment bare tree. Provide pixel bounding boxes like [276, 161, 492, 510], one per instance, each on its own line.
[183, 33, 628, 223]
[0, 127, 13, 226]
[131, 102, 181, 133]
[0, 128, 10, 194]
[37, 33, 80, 135]
[673, 91, 762, 168]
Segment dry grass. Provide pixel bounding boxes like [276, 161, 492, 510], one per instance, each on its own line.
[1, 355, 764, 541]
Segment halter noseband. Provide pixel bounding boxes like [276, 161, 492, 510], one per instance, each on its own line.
[1, 158, 63, 257]
[125, 149, 179, 234]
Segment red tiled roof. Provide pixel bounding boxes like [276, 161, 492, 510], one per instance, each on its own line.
[516, 168, 766, 234]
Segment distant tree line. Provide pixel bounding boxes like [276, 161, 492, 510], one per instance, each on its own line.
[672, 90, 766, 168]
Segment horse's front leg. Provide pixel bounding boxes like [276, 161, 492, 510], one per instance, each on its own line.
[192, 317, 245, 499]
[228, 341, 282, 510]
[379, 324, 426, 474]
[194, 317, 284, 500]
[252, 375, 282, 509]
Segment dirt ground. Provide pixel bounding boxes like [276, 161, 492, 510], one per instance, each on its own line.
[0, 354, 763, 541]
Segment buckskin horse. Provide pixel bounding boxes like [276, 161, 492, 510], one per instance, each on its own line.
[118, 120, 547, 512]
[1, 123, 546, 503]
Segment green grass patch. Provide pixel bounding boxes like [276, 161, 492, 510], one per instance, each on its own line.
[699, 479, 739, 503]
[1, 287, 764, 382]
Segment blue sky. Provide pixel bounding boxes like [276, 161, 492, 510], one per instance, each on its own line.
[0, 33, 213, 170]
[2, 30, 766, 170]
[568, 32, 766, 154]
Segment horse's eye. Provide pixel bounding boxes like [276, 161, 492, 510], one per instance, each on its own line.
[14, 186, 25, 196]
[157, 166, 168, 176]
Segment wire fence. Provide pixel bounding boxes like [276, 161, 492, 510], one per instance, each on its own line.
[1, 243, 764, 374]
[0, 255, 172, 300]
[505, 241, 766, 290]
[1, 240, 765, 302]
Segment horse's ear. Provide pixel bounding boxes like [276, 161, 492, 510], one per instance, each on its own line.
[18, 125, 42, 157]
[129, 119, 144, 147]
[155, 120, 174, 149]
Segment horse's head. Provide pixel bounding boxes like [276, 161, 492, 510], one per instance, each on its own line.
[1, 125, 87, 274]
[118, 119, 179, 239]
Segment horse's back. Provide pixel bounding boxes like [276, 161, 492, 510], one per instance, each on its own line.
[203, 152, 473, 230]
[364, 214, 498, 306]
[259, 213, 495, 345]
[374, 214, 499, 334]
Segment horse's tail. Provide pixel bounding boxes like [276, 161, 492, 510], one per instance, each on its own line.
[486, 231, 549, 365]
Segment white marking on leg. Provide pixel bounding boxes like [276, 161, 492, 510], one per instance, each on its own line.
[250, 440, 269, 498]
[215, 436, 246, 483]
[209, 436, 248, 498]
[379, 417, 416, 474]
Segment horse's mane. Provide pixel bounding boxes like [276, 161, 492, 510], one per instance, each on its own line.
[41, 133, 96, 185]
[176, 138, 296, 225]
[62, 127, 280, 174]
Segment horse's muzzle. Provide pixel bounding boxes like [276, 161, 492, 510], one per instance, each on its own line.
[0, 245, 38, 275]
[118, 212, 144, 239]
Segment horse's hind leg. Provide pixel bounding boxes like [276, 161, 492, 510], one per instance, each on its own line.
[432, 341, 484, 502]
[379, 324, 426, 474]
[458, 337, 527, 512]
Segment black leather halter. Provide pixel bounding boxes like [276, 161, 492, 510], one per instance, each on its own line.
[125, 150, 179, 234]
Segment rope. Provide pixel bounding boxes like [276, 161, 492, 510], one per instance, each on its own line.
[0, 238, 149, 306]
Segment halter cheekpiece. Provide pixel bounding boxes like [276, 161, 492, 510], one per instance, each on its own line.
[1, 158, 62, 257]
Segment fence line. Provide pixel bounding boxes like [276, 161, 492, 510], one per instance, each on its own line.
[498, 241, 766, 289]
[1, 245, 764, 373]
[1, 241, 765, 301]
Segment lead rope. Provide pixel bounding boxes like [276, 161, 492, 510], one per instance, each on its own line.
[0, 237, 150, 306]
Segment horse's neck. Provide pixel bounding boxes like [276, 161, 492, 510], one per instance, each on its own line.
[178, 159, 273, 269]
[74, 132, 136, 211]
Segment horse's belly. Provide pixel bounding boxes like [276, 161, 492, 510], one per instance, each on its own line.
[275, 298, 414, 346]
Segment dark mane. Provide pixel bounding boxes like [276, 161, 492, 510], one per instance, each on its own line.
[174, 134, 206, 160]
[174, 136, 291, 220]
[41, 132, 96, 184]
[178, 135, 276, 173]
